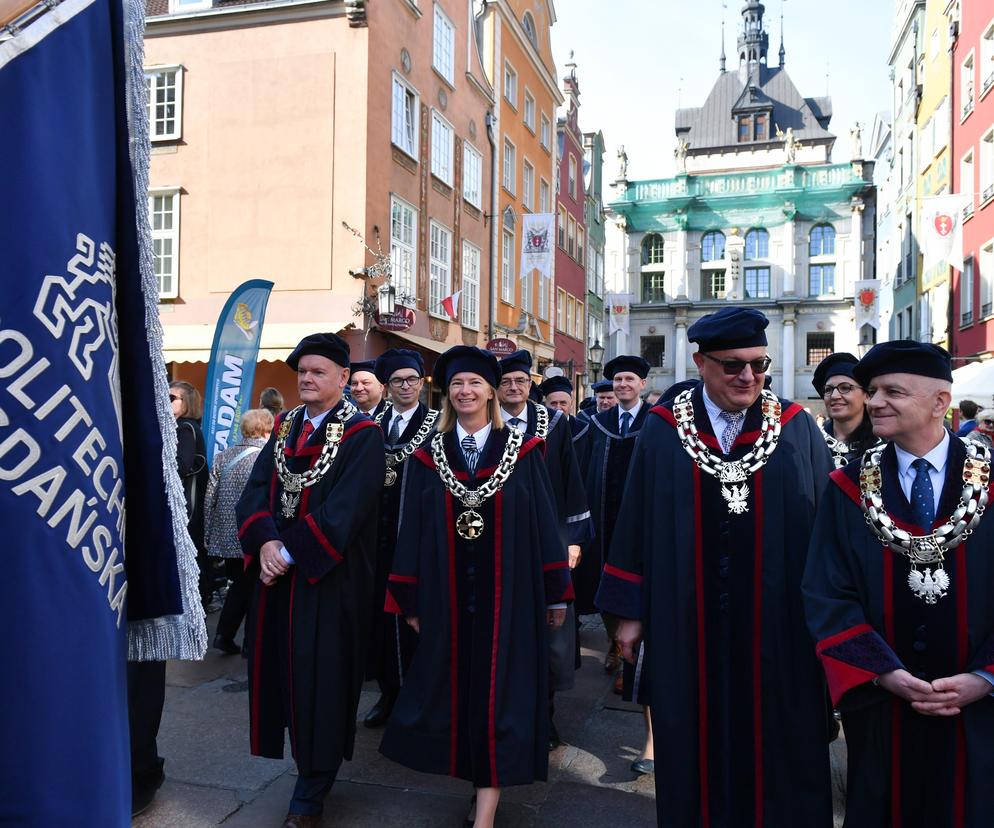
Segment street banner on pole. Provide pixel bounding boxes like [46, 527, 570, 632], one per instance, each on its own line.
[0, 0, 206, 822]
[607, 293, 634, 336]
[520, 212, 555, 280]
[202, 279, 274, 465]
[854, 280, 882, 330]
[920, 195, 967, 272]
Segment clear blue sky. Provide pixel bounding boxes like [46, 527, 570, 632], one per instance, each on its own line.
[550, 0, 895, 180]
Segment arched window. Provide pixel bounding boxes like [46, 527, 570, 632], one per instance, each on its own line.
[809, 224, 836, 257]
[701, 230, 725, 262]
[809, 224, 836, 296]
[744, 228, 769, 260]
[522, 12, 538, 49]
[641, 233, 665, 266]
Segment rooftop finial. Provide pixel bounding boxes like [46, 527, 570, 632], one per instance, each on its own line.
[778, 0, 786, 68]
[720, 5, 727, 73]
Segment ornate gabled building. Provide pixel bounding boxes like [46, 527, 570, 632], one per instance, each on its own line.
[606, 1, 876, 405]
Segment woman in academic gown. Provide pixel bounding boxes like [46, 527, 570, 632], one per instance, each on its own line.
[813, 352, 880, 469]
[379, 346, 573, 828]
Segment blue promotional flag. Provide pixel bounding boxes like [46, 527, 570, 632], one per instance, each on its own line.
[0, 0, 206, 824]
[202, 279, 274, 465]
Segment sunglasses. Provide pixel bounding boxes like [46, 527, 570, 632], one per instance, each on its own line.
[702, 353, 772, 376]
[169, 394, 181, 403]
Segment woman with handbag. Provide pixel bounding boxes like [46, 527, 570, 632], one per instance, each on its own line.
[204, 408, 273, 653]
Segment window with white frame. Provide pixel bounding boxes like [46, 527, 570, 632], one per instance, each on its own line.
[981, 128, 994, 204]
[522, 159, 534, 210]
[169, 0, 211, 12]
[577, 227, 585, 265]
[463, 142, 483, 208]
[432, 3, 455, 85]
[502, 138, 516, 194]
[963, 150, 976, 217]
[539, 178, 550, 213]
[461, 242, 481, 329]
[962, 50, 976, 119]
[540, 113, 551, 150]
[391, 74, 419, 157]
[558, 206, 567, 248]
[961, 257, 975, 326]
[503, 62, 517, 108]
[145, 67, 182, 141]
[431, 111, 454, 185]
[149, 189, 179, 298]
[567, 215, 576, 258]
[568, 155, 578, 199]
[523, 89, 536, 131]
[809, 223, 836, 296]
[538, 275, 549, 320]
[557, 287, 567, 331]
[429, 222, 451, 316]
[575, 300, 584, 340]
[919, 292, 932, 341]
[390, 196, 417, 303]
[982, 20, 994, 98]
[501, 230, 514, 303]
[566, 295, 575, 336]
[522, 267, 533, 313]
[981, 240, 994, 318]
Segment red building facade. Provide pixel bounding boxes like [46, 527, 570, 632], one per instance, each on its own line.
[951, 4, 994, 363]
[553, 59, 588, 393]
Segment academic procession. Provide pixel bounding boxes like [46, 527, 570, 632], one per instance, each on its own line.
[7, 0, 994, 826]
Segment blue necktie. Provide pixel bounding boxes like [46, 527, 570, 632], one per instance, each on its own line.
[620, 411, 632, 437]
[461, 435, 479, 474]
[911, 458, 935, 529]
[509, 417, 523, 429]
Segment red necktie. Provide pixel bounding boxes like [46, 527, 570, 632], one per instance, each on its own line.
[295, 420, 314, 453]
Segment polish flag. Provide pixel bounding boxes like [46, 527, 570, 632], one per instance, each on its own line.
[440, 290, 461, 318]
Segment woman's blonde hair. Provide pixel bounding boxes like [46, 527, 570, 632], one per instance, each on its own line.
[240, 408, 275, 439]
[436, 388, 505, 433]
[169, 380, 203, 420]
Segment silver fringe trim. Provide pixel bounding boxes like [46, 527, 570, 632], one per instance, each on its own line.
[122, 0, 206, 662]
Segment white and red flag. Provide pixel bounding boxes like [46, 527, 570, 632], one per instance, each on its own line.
[440, 290, 461, 318]
[920, 195, 967, 272]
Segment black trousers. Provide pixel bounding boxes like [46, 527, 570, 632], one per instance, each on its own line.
[128, 660, 166, 785]
[216, 558, 249, 642]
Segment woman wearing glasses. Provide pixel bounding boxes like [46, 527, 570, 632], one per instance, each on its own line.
[379, 346, 572, 828]
[812, 353, 880, 469]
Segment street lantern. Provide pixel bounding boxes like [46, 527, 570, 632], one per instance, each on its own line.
[588, 340, 604, 366]
[377, 282, 396, 317]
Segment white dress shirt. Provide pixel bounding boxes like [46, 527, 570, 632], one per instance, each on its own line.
[617, 399, 643, 431]
[500, 407, 528, 431]
[893, 431, 949, 514]
[701, 387, 747, 446]
[455, 421, 492, 451]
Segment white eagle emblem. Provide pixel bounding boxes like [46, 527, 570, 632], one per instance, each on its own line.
[908, 567, 950, 605]
[721, 483, 750, 515]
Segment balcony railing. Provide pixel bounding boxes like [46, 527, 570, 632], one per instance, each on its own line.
[962, 97, 975, 119]
[984, 71, 994, 97]
[964, 201, 975, 220]
[983, 184, 994, 205]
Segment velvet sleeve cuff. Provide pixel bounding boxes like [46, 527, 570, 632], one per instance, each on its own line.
[384, 575, 418, 616]
[816, 623, 904, 706]
[280, 513, 344, 584]
[594, 563, 643, 620]
[543, 561, 575, 604]
[237, 510, 281, 558]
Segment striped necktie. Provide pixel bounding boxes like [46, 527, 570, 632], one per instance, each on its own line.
[461, 435, 480, 474]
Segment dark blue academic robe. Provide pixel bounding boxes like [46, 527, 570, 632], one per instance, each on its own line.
[803, 435, 994, 827]
[596, 388, 834, 827]
[236, 401, 384, 775]
[366, 402, 435, 690]
[573, 403, 649, 614]
[379, 428, 573, 787]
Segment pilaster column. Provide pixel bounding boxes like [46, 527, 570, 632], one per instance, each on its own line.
[675, 218, 689, 300]
[781, 308, 796, 399]
[674, 322, 688, 382]
[850, 198, 865, 296]
[782, 202, 797, 295]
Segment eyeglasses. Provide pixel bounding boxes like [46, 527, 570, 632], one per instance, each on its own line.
[169, 394, 181, 403]
[822, 382, 861, 398]
[702, 353, 772, 376]
[499, 377, 531, 388]
[388, 376, 422, 388]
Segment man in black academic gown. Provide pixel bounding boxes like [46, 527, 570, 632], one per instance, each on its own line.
[596, 308, 834, 827]
[541, 374, 590, 443]
[236, 333, 385, 828]
[498, 351, 591, 748]
[592, 378, 617, 413]
[804, 341, 994, 827]
[363, 348, 438, 728]
[350, 359, 387, 418]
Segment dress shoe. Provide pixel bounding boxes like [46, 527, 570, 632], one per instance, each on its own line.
[363, 693, 395, 728]
[281, 814, 321, 828]
[213, 634, 241, 655]
[130, 767, 165, 817]
[548, 719, 563, 751]
[464, 793, 477, 827]
[604, 641, 622, 673]
[630, 758, 654, 776]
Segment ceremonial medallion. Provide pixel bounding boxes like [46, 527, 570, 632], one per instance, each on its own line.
[384, 467, 398, 487]
[456, 509, 484, 540]
[858, 441, 991, 604]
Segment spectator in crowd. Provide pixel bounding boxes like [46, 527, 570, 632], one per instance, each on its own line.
[204, 408, 274, 654]
[956, 399, 979, 436]
[260, 387, 285, 419]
